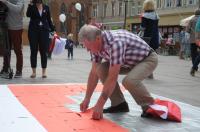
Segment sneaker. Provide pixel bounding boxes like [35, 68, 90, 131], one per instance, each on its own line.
[103, 101, 129, 113]
[0, 69, 5, 77]
[14, 71, 22, 78]
[190, 68, 195, 76]
[1, 71, 13, 79]
[1, 68, 13, 79]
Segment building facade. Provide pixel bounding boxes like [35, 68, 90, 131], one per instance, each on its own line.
[49, 0, 92, 41]
[22, 0, 92, 44]
[126, 0, 199, 36]
[91, 0, 199, 37]
[91, 0, 127, 30]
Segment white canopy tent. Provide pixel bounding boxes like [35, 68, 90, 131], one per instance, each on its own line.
[180, 15, 195, 26]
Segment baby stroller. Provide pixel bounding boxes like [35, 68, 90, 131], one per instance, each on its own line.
[0, 2, 13, 79]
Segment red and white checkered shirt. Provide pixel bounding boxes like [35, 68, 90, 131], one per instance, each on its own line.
[91, 30, 151, 68]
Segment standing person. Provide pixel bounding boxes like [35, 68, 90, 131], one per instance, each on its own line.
[79, 25, 158, 120]
[173, 28, 181, 55]
[186, 9, 200, 71]
[179, 27, 187, 59]
[0, 0, 24, 78]
[190, 52, 200, 76]
[140, 0, 159, 79]
[184, 32, 190, 60]
[66, 33, 74, 60]
[26, 0, 54, 78]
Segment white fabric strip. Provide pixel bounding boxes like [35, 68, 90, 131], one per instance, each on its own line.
[149, 104, 168, 119]
[0, 85, 47, 132]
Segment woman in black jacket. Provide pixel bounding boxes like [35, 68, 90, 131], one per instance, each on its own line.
[140, 0, 159, 79]
[26, 0, 54, 78]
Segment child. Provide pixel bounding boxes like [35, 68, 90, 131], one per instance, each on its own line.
[66, 33, 74, 59]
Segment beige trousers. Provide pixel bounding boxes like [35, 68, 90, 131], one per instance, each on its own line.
[96, 52, 158, 111]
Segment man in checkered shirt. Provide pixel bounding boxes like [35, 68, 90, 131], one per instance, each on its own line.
[79, 24, 158, 120]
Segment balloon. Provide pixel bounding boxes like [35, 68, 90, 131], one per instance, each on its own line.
[59, 14, 66, 23]
[75, 3, 81, 11]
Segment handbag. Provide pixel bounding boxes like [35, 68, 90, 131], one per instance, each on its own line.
[49, 33, 59, 52]
[52, 37, 66, 55]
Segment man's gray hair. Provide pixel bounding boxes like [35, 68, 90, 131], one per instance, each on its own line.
[78, 24, 102, 43]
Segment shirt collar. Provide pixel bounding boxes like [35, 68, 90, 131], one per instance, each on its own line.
[101, 31, 112, 51]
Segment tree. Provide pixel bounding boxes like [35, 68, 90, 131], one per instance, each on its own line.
[43, 0, 49, 5]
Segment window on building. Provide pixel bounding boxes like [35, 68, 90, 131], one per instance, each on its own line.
[137, 1, 142, 14]
[175, 0, 182, 6]
[111, 1, 115, 16]
[119, 2, 123, 16]
[131, 2, 136, 16]
[188, 0, 197, 5]
[156, 0, 160, 8]
[103, 3, 107, 17]
[165, 0, 173, 7]
[161, 0, 165, 8]
[92, 4, 98, 17]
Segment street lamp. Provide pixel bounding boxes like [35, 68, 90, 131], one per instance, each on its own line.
[75, 3, 85, 30]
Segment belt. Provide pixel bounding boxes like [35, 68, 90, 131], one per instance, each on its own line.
[147, 49, 155, 57]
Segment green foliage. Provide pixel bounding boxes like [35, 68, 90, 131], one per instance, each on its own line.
[42, 0, 49, 5]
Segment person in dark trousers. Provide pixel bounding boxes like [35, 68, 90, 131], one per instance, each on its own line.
[26, 0, 54, 78]
[66, 33, 74, 60]
[79, 24, 158, 120]
[0, 0, 24, 78]
[141, 0, 159, 79]
[0, 1, 12, 79]
[0, 1, 8, 56]
[186, 8, 200, 73]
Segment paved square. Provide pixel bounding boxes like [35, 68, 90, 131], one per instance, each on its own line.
[1, 84, 200, 132]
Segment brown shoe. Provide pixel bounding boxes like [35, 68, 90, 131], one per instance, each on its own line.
[42, 75, 47, 78]
[30, 73, 36, 78]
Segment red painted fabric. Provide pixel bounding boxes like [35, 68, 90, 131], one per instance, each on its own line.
[146, 99, 182, 122]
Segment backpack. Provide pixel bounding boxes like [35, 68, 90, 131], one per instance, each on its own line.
[195, 17, 200, 32]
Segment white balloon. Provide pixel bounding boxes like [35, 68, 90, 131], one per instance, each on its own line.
[75, 3, 81, 11]
[59, 14, 66, 23]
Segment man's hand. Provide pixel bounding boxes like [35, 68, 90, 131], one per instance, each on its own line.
[80, 98, 90, 112]
[92, 104, 103, 120]
[91, 64, 121, 120]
